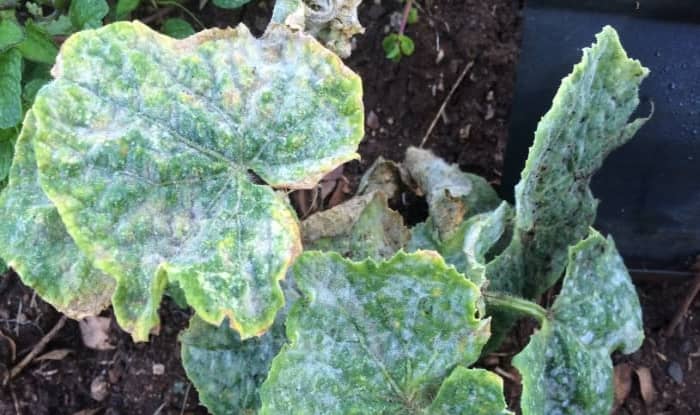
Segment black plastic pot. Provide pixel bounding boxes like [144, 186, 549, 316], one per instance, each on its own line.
[503, 0, 700, 268]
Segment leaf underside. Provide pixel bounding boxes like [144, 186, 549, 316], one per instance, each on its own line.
[513, 231, 643, 415]
[260, 251, 495, 414]
[29, 21, 364, 340]
[0, 112, 115, 319]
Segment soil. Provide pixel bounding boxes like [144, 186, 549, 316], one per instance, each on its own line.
[1, 0, 697, 414]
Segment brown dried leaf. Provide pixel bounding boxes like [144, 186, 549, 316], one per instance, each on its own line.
[635, 366, 657, 405]
[36, 348, 73, 362]
[612, 363, 632, 412]
[79, 317, 115, 351]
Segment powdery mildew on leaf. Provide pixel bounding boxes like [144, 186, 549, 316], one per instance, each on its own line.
[180, 314, 286, 414]
[259, 251, 491, 414]
[0, 112, 115, 319]
[181, 280, 300, 415]
[490, 26, 649, 299]
[30, 21, 364, 340]
[302, 191, 409, 260]
[428, 367, 512, 415]
[405, 147, 500, 241]
[513, 231, 644, 415]
[272, 0, 365, 58]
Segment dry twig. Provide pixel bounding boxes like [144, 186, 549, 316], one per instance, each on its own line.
[6, 316, 67, 384]
[665, 258, 700, 337]
[419, 60, 474, 148]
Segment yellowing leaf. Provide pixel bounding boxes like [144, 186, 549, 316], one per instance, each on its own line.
[0, 113, 115, 319]
[30, 22, 363, 340]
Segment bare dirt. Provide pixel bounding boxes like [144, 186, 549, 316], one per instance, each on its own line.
[1, 0, 698, 414]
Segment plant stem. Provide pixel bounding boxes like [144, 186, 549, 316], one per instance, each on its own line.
[484, 291, 548, 325]
[398, 0, 413, 36]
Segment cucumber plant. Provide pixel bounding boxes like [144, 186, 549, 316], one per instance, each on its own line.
[0, 6, 647, 413]
[180, 26, 648, 414]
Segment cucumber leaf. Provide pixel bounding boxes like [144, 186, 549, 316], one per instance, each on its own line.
[428, 367, 512, 415]
[0, 112, 115, 319]
[513, 230, 643, 414]
[260, 251, 492, 414]
[302, 191, 409, 260]
[490, 26, 649, 299]
[271, 0, 364, 58]
[404, 147, 500, 241]
[181, 308, 288, 414]
[30, 22, 363, 341]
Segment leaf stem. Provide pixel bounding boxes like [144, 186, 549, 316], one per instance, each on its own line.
[398, 0, 413, 36]
[483, 291, 548, 325]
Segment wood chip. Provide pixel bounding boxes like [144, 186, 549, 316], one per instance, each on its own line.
[79, 317, 115, 351]
[635, 366, 657, 405]
[90, 375, 109, 402]
[35, 349, 72, 362]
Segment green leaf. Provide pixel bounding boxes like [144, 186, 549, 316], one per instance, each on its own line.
[382, 34, 402, 61]
[161, 18, 195, 39]
[302, 191, 409, 260]
[115, 0, 140, 19]
[181, 279, 298, 414]
[0, 18, 24, 52]
[405, 147, 500, 241]
[489, 26, 649, 298]
[22, 77, 49, 106]
[513, 231, 643, 415]
[461, 202, 513, 286]
[0, 48, 22, 129]
[428, 367, 512, 415]
[0, 127, 17, 186]
[212, 0, 252, 8]
[34, 15, 74, 37]
[0, 112, 116, 319]
[16, 21, 58, 65]
[30, 22, 363, 341]
[69, 0, 109, 29]
[181, 313, 287, 414]
[259, 251, 491, 413]
[407, 8, 419, 25]
[398, 34, 415, 56]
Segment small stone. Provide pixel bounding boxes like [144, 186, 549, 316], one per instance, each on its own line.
[484, 104, 495, 121]
[667, 361, 683, 384]
[386, 117, 394, 125]
[366, 111, 380, 130]
[90, 375, 109, 401]
[459, 124, 472, 140]
[486, 90, 494, 101]
[152, 363, 165, 376]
